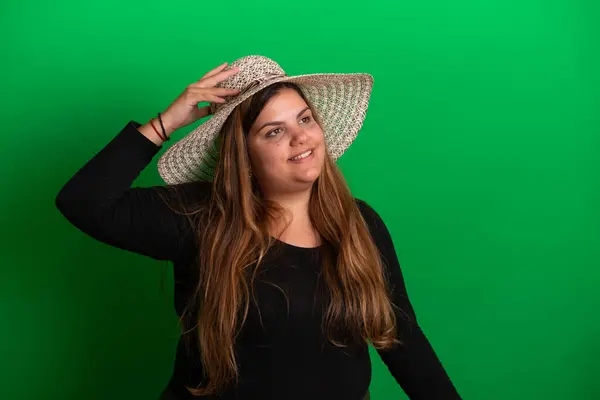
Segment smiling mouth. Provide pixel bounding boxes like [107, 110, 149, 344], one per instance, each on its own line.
[289, 149, 313, 161]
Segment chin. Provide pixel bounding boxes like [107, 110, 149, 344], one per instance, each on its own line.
[295, 169, 322, 185]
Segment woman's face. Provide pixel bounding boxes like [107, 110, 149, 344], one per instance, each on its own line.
[246, 88, 325, 194]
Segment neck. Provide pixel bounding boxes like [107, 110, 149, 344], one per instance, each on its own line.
[263, 187, 312, 217]
[262, 186, 315, 237]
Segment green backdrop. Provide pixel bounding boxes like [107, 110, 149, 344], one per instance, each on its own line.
[2, 0, 599, 399]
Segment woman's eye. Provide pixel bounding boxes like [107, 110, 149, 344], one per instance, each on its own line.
[266, 116, 311, 137]
[266, 128, 282, 138]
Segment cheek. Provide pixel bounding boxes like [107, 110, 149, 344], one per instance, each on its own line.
[314, 128, 326, 155]
[314, 126, 325, 143]
[250, 144, 283, 171]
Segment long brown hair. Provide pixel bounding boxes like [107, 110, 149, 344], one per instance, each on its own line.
[159, 82, 400, 396]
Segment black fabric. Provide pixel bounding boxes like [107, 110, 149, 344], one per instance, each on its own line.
[56, 120, 461, 400]
[159, 387, 371, 400]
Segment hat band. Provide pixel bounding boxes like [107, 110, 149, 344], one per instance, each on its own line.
[236, 72, 288, 97]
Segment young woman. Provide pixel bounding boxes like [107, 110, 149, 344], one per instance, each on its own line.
[56, 55, 461, 399]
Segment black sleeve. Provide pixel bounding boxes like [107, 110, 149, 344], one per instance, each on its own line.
[55, 120, 209, 262]
[356, 199, 462, 399]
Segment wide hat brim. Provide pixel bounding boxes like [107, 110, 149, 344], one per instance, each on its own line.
[157, 72, 374, 185]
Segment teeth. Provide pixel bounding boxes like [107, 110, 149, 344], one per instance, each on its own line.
[290, 150, 312, 161]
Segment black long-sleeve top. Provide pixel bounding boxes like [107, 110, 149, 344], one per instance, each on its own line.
[55, 120, 461, 400]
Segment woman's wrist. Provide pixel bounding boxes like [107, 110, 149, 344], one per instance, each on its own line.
[137, 120, 166, 146]
[158, 112, 177, 137]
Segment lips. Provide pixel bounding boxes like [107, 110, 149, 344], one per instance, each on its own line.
[288, 149, 314, 161]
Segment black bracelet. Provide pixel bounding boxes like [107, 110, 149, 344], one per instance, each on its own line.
[157, 112, 170, 141]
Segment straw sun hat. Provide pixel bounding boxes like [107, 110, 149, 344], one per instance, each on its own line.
[157, 55, 374, 185]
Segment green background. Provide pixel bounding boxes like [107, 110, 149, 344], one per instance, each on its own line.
[2, 0, 599, 399]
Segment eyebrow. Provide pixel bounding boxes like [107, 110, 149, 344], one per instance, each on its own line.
[255, 106, 311, 133]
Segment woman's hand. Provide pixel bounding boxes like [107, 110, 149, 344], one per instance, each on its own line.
[160, 62, 241, 135]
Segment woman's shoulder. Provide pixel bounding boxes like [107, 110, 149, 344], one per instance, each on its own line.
[354, 197, 383, 226]
[353, 197, 396, 242]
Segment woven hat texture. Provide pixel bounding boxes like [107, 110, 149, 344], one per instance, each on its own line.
[157, 55, 374, 184]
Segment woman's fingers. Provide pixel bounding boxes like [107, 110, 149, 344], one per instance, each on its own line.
[186, 87, 239, 105]
[200, 62, 229, 80]
[201, 93, 226, 103]
[199, 66, 240, 88]
[187, 86, 240, 96]
[213, 87, 241, 95]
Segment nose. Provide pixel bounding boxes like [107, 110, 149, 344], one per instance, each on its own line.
[289, 125, 308, 146]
